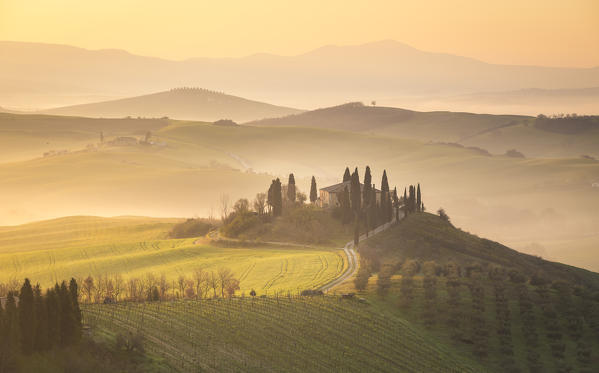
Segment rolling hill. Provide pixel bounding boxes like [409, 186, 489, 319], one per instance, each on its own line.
[337, 212, 599, 372]
[248, 102, 599, 158]
[2, 40, 599, 111]
[0, 112, 598, 272]
[0, 215, 346, 293]
[40, 88, 303, 122]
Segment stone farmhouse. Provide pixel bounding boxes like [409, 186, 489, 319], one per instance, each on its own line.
[319, 181, 381, 208]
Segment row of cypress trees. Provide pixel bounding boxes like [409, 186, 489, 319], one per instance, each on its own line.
[0, 278, 81, 365]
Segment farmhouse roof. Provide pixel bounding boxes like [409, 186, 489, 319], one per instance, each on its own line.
[320, 181, 381, 193]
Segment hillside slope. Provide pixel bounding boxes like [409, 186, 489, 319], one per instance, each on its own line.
[362, 213, 599, 289]
[340, 213, 599, 372]
[41, 88, 303, 122]
[83, 296, 484, 372]
[248, 102, 599, 158]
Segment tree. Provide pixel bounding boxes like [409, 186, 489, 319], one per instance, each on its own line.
[438, 208, 450, 222]
[350, 168, 361, 244]
[233, 198, 250, 215]
[309, 176, 318, 203]
[380, 170, 392, 222]
[392, 187, 400, 221]
[253, 193, 267, 215]
[82, 275, 94, 303]
[297, 192, 307, 204]
[269, 178, 283, 217]
[33, 284, 48, 352]
[18, 279, 35, 354]
[219, 194, 230, 222]
[58, 281, 76, 346]
[3, 293, 19, 363]
[69, 278, 81, 331]
[417, 183, 422, 212]
[339, 186, 352, 224]
[363, 166, 372, 207]
[287, 173, 296, 202]
[343, 167, 351, 182]
[100, 131, 104, 143]
[144, 131, 152, 143]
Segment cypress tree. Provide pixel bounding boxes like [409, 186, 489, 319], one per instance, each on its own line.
[363, 166, 372, 207]
[393, 187, 400, 221]
[350, 168, 361, 213]
[403, 188, 408, 216]
[343, 167, 351, 182]
[45, 288, 60, 347]
[350, 168, 361, 244]
[380, 170, 391, 222]
[19, 279, 35, 354]
[58, 281, 76, 346]
[340, 186, 352, 224]
[272, 178, 283, 217]
[69, 278, 82, 341]
[287, 173, 296, 202]
[33, 284, 48, 352]
[417, 183, 422, 212]
[4, 293, 19, 355]
[309, 176, 318, 203]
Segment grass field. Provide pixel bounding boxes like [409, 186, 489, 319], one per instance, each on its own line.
[1, 112, 598, 272]
[82, 296, 483, 373]
[0, 216, 346, 294]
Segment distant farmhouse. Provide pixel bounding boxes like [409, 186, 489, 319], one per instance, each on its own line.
[319, 181, 381, 208]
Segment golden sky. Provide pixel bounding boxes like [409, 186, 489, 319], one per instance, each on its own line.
[1, 0, 598, 67]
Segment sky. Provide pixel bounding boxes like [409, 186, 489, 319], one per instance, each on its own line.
[1, 0, 598, 67]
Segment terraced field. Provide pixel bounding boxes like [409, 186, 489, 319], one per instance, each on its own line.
[0, 216, 345, 294]
[82, 296, 483, 372]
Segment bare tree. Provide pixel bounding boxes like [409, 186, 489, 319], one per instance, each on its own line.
[193, 268, 207, 299]
[254, 192, 267, 215]
[220, 194, 230, 222]
[114, 274, 124, 301]
[217, 268, 234, 298]
[177, 275, 186, 299]
[209, 271, 219, 298]
[83, 275, 95, 303]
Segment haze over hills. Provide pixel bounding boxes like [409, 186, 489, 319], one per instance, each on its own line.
[0, 112, 598, 272]
[2, 40, 599, 112]
[249, 102, 599, 158]
[39, 88, 303, 122]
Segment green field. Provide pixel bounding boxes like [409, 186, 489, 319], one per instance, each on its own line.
[1, 111, 598, 272]
[0, 216, 346, 294]
[82, 296, 483, 373]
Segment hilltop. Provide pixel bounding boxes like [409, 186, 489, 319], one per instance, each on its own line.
[2, 40, 599, 111]
[40, 88, 303, 122]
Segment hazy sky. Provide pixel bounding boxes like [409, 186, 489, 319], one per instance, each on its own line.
[1, 0, 598, 67]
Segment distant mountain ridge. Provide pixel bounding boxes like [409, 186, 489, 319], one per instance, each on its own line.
[40, 88, 303, 122]
[2, 40, 599, 110]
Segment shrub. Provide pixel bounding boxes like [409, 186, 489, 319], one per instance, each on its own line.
[169, 218, 213, 238]
[221, 212, 261, 238]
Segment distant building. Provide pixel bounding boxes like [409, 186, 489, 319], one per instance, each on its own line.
[319, 181, 381, 208]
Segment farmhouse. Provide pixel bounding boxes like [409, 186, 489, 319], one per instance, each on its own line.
[319, 181, 381, 208]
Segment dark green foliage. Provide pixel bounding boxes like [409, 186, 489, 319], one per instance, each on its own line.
[376, 264, 394, 298]
[416, 184, 422, 212]
[343, 167, 351, 182]
[19, 278, 35, 354]
[0, 279, 83, 367]
[287, 173, 296, 202]
[309, 176, 317, 203]
[350, 168, 361, 213]
[354, 265, 371, 291]
[535, 113, 599, 134]
[268, 178, 283, 217]
[362, 166, 372, 207]
[337, 186, 352, 224]
[437, 208, 450, 222]
[221, 212, 261, 237]
[169, 218, 214, 238]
